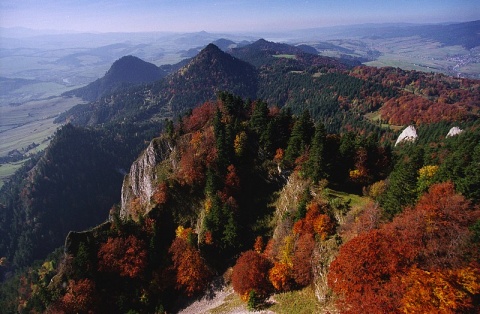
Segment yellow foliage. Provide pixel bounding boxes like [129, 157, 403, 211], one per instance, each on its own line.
[368, 180, 387, 199]
[280, 235, 295, 268]
[349, 169, 362, 179]
[204, 197, 212, 214]
[234, 131, 247, 157]
[418, 165, 439, 179]
[175, 226, 185, 238]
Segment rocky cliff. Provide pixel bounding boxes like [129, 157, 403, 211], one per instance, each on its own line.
[120, 136, 175, 220]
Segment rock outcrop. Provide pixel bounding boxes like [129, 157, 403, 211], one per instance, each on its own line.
[446, 126, 463, 137]
[395, 125, 418, 146]
[120, 137, 175, 220]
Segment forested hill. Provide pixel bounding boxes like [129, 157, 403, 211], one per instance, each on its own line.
[2, 93, 479, 313]
[63, 55, 168, 101]
[57, 43, 258, 126]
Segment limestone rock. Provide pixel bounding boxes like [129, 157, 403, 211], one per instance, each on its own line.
[120, 137, 175, 220]
[395, 125, 418, 146]
[446, 126, 463, 137]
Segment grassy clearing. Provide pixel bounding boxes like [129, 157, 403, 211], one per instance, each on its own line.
[0, 160, 25, 189]
[269, 286, 321, 314]
[208, 292, 244, 314]
[273, 54, 296, 59]
[364, 111, 403, 132]
[324, 188, 370, 209]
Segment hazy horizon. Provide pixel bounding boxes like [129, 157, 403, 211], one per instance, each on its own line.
[1, 0, 478, 34]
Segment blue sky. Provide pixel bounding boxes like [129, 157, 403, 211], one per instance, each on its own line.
[1, 0, 478, 33]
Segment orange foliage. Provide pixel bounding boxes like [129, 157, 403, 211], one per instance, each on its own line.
[313, 214, 334, 241]
[204, 231, 213, 245]
[274, 148, 284, 163]
[293, 201, 334, 240]
[98, 235, 147, 278]
[152, 182, 168, 205]
[253, 236, 264, 253]
[231, 250, 273, 299]
[269, 262, 293, 291]
[401, 266, 480, 313]
[169, 237, 212, 296]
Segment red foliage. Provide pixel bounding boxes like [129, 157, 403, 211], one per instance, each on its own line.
[182, 101, 218, 133]
[380, 95, 468, 125]
[60, 279, 96, 313]
[169, 237, 212, 296]
[223, 164, 241, 198]
[97, 235, 147, 278]
[232, 250, 273, 300]
[328, 182, 480, 313]
[292, 233, 316, 287]
[152, 182, 168, 205]
[328, 229, 408, 313]
[177, 127, 217, 185]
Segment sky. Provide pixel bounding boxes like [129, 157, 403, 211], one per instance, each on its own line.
[1, 0, 479, 33]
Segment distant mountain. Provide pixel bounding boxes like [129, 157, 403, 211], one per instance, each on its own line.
[63, 55, 167, 101]
[58, 43, 258, 126]
[229, 38, 308, 67]
[293, 20, 480, 49]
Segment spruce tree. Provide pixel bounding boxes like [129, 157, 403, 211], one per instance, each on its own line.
[305, 123, 327, 182]
[284, 110, 315, 165]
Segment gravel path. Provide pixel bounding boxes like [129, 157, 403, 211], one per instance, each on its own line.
[177, 279, 276, 314]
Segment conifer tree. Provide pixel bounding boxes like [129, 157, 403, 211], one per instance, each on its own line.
[284, 110, 315, 165]
[380, 147, 424, 219]
[305, 123, 327, 182]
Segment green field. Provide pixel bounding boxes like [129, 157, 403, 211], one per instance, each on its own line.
[0, 96, 86, 186]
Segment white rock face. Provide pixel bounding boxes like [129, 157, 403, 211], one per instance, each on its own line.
[120, 137, 174, 220]
[395, 125, 418, 146]
[446, 126, 463, 137]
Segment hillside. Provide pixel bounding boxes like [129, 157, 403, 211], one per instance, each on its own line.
[2, 92, 479, 313]
[63, 55, 168, 101]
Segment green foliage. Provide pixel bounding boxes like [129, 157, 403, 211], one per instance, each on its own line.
[247, 289, 258, 311]
[304, 123, 327, 182]
[284, 110, 315, 165]
[380, 146, 423, 219]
